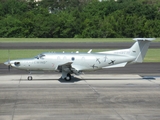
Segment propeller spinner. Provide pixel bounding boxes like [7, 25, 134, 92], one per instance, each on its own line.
[4, 60, 11, 72]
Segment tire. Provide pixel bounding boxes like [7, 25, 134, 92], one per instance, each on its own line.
[28, 76, 33, 81]
[65, 74, 71, 81]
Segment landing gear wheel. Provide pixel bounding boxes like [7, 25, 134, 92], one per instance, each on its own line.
[65, 74, 71, 81]
[28, 76, 33, 81]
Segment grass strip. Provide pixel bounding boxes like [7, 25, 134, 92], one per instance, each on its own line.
[0, 38, 160, 43]
[144, 49, 160, 62]
[1, 49, 159, 63]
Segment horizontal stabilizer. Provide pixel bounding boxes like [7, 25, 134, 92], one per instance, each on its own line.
[103, 62, 127, 69]
[133, 38, 155, 41]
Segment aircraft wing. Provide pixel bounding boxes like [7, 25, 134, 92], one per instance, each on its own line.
[58, 62, 73, 66]
[56, 62, 82, 75]
[103, 62, 127, 68]
[56, 62, 73, 72]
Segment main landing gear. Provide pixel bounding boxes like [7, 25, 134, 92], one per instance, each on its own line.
[64, 73, 71, 81]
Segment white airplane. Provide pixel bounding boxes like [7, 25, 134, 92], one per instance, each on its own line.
[4, 38, 155, 81]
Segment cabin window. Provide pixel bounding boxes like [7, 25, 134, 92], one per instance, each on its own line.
[39, 54, 45, 59]
[71, 57, 75, 61]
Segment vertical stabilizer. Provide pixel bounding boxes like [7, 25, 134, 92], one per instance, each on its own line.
[130, 38, 155, 63]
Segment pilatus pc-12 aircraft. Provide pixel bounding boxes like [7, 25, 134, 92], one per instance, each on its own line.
[4, 38, 155, 81]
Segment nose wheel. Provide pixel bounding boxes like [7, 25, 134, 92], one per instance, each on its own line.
[28, 76, 33, 80]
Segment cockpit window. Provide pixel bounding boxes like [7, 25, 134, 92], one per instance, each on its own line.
[34, 56, 39, 59]
[39, 54, 45, 58]
[34, 54, 45, 59]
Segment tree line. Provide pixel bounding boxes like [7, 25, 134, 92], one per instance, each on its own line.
[0, 0, 160, 38]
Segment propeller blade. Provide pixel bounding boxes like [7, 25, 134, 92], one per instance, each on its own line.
[8, 65, 11, 72]
[4, 50, 11, 72]
[4, 60, 11, 72]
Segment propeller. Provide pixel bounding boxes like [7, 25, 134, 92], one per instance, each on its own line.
[4, 50, 12, 72]
[8, 50, 12, 72]
[4, 60, 11, 72]
[8, 62, 11, 72]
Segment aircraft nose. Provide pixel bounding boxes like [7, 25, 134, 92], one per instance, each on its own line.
[4, 60, 20, 68]
[4, 61, 10, 66]
[4, 60, 14, 66]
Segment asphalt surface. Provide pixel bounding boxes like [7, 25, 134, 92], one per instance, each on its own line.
[0, 42, 160, 49]
[0, 63, 160, 76]
[0, 74, 160, 120]
[0, 42, 160, 120]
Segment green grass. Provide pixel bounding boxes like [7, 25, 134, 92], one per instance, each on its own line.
[0, 38, 160, 43]
[1, 49, 160, 63]
[144, 49, 160, 62]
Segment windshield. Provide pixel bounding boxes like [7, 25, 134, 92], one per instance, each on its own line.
[34, 54, 45, 59]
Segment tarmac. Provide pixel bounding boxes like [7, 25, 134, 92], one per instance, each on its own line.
[0, 74, 160, 120]
[1, 63, 160, 75]
[0, 42, 159, 49]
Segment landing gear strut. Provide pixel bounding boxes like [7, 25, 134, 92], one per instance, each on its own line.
[28, 72, 32, 80]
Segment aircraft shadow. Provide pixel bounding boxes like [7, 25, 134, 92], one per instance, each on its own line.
[12, 75, 155, 81]
[58, 76, 81, 83]
[82, 76, 155, 80]
[20, 76, 82, 83]
[141, 76, 156, 80]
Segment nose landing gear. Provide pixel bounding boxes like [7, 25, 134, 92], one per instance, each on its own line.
[28, 72, 33, 80]
[28, 76, 33, 80]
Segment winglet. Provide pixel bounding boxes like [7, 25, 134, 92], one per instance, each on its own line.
[133, 38, 155, 41]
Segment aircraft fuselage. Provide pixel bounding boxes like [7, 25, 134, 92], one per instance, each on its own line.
[8, 53, 135, 72]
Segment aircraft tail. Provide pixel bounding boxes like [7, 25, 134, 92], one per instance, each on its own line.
[130, 38, 155, 63]
[98, 38, 155, 63]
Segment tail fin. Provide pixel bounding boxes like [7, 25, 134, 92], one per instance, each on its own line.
[98, 38, 155, 63]
[130, 38, 155, 63]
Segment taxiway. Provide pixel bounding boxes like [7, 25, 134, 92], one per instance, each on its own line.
[0, 74, 160, 120]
